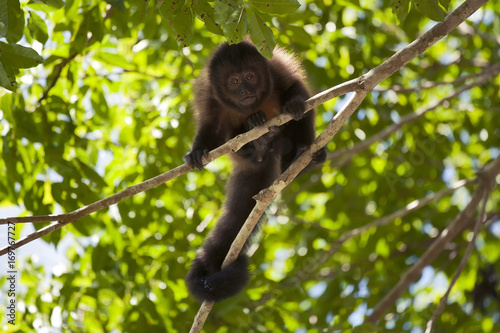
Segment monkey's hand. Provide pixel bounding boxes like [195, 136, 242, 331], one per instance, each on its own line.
[312, 146, 327, 164]
[282, 95, 306, 121]
[245, 111, 267, 130]
[245, 111, 280, 142]
[244, 112, 280, 162]
[293, 145, 327, 175]
[184, 149, 209, 170]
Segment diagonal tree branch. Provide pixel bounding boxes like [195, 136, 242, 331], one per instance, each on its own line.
[189, 91, 369, 333]
[285, 62, 498, 202]
[373, 62, 500, 93]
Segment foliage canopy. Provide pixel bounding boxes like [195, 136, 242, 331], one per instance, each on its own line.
[1, 0, 500, 332]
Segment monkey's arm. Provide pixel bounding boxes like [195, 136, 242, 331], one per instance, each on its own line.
[280, 81, 310, 120]
[185, 115, 226, 170]
[278, 80, 327, 171]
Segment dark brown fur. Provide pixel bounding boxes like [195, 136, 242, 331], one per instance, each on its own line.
[185, 41, 325, 302]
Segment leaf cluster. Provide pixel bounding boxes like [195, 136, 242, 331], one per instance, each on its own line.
[0, 0, 500, 332]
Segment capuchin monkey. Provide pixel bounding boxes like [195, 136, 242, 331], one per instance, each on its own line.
[185, 40, 325, 302]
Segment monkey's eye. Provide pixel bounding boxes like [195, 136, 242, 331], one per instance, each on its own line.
[230, 77, 239, 85]
[245, 73, 254, 81]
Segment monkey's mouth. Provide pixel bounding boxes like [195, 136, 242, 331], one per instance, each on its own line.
[239, 95, 257, 105]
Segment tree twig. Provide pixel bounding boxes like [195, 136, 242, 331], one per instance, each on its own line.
[291, 178, 475, 284]
[365, 154, 500, 324]
[424, 184, 490, 333]
[373, 62, 500, 93]
[37, 6, 114, 105]
[328, 62, 500, 164]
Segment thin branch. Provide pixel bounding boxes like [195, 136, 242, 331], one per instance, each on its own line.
[374, 62, 500, 93]
[0, 164, 191, 255]
[224, 91, 368, 270]
[291, 178, 475, 284]
[328, 62, 500, 164]
[37, 52, 78, 105]
[425, 185, 490, 333]
[188, 301, 214, 333]
[365, 153, 500, 324]
[457, 21, 500, 45]
[359, 0, 489, 91]
[37, 6, 115, 105]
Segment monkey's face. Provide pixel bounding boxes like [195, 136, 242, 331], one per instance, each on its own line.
[208, 42, 271, 113]
[226, 70, 260, 107]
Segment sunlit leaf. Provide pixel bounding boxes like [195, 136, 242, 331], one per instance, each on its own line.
[6, 0, 24, 43]
[414, 0, 445, 22]
[248, 0, 300, 14]
[248, 9, 275, 58]
[27, 11, 49, 44]
[0, 42, 43, 68]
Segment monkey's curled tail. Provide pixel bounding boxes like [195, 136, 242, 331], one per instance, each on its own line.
[185, 161, 279, 302]
[185, 205, 254, 302]
[185, 189, 255, 302]
[186, 251, 250, 302]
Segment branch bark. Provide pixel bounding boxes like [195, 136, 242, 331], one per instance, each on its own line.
[189, 90, 369, 333]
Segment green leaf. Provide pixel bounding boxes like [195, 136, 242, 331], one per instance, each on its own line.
[41, 0, 65, 9]
[214, 0, 234, 26]
[160, 0, 186, 16]
[172, 7, 194, 48]
[247, 10, 275, 58]
[247, 0, 300, 14]
[223, 8, 248, 44]
[0, 60, 17, 91]
[0, 42, 43, 68]
[5, 0, 24, 43]
[392, 0, 410, 24]
[87, 5, 104, 43]
[91, 90, 109, 117]
[375, 238, 390, 258]
[94, 52, 135, 70]
[105, 0, 125, 11]
[193, 0, 223, 35]
[439, 0, 450, 9]
[414, 0, 445, 22]
[0, 0, 7, 38]
[28, 11, 49, 44]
